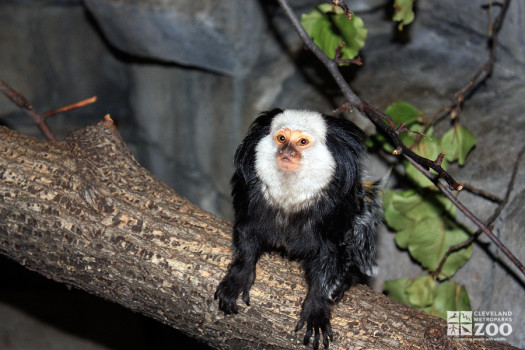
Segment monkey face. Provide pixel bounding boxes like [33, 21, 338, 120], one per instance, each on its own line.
[273, 128, 315, 171]
[254, 110, 336, 211]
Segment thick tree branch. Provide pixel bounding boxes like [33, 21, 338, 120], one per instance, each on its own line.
[0, 121, 518, 349]
[275, 0, 525, 278]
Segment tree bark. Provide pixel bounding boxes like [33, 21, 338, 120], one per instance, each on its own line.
[0, 120, 517, 350]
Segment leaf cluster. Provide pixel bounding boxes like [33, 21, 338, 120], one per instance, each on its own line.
[377, 101, 477, 318]
[383, 277, 471, 319]
[371, 102, 477, 188]
[301, 4, 367, 63]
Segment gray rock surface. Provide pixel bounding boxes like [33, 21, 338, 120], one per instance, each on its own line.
[84, 0, 265, 75]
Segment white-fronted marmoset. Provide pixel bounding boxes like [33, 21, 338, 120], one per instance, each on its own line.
[215, 109, 381, 349]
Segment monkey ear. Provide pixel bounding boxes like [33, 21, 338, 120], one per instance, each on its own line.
[233, 108, 283, 181]
[324, 116, 365, 191]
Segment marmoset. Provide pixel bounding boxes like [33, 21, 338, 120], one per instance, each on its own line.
[215, 108, 381, 349]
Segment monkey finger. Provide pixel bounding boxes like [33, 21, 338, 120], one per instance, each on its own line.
[312, 327, 320, 350]
[319, 321, 333, 341]
[302, 324, 313, 346]
[317, 321, 332, 348]
[327, 324, 333, 342]
[217, 299, 228, 314]
[322, 332, 330, 349]
[241, 289, 251, 306]
[219, 299, 238, 315]
[230, 302, 239, 314]
[295, 318, 305, 332]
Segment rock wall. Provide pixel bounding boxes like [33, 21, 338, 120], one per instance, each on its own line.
[0, 0, 524, 347]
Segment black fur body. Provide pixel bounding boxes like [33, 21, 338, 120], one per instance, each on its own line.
[215, 109, 381, 349]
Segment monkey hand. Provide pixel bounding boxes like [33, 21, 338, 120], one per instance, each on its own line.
[295, 296, 334, 349]
[214, 273, 252, 315]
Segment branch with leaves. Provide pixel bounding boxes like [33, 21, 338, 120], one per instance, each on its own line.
[433, 145, 524, 277]
[275, 0, 524, 278]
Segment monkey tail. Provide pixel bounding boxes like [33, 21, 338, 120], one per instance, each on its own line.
[362, 180, 381, 202]
[362, 177, 386, 213]
[353, 179, 383, 278]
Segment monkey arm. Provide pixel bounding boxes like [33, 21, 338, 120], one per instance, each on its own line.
[296, 245, 343, 350]
[214, 225, 261, 314]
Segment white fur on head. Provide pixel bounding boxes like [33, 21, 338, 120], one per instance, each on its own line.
[255, 110, 336, 212]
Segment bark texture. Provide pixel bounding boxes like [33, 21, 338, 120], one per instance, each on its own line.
[0, 120, 517, 350]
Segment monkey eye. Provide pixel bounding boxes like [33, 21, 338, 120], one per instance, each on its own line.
[276, 134, 287, 143]
[298, 138, 309, 146]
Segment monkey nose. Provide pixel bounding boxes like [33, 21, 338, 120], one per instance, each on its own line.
[279, 144, 297, 156]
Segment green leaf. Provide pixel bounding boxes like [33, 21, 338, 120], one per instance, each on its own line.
[332, 13, 367, 60]
[399, 123, 433, 148]
[407, 217, 472, 276]
[394, 226, 414, 249]
[433, 193, 458, 218]
[383, 278, 411, 304]
[317, 3, 336, 13]
[384, 188, 472, 277]
[430, 281, 471, 319]
[390, 189, 426, 218]
[383, 189, 419, 231]
[405, 276, 436, 308]
[384, 189, 455, 229]
[385, 101, 424, 128]
[437, 225, 473, 279]
[407, 217, 443, 269]
[442, 125, 477, 166]
[300, 6, 324, 34]
[392, 0, 415, 30]
[311, 17, 344, 59]
[301, 4, 367, 61]
[401, 191, 455, 221]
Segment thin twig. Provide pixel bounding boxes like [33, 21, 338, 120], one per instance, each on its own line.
[334, 42, 363, 66]
[44, 96, 97, 117]
[332, 101, 353, 115]
[422, 0, 511, 134]
[433, 145, 525, 278]
[461, 182, 504, 203]
[332, 0, 352, 19]
[0, 80, 32, 109]
[360, 103, 463, 190]
[0, 80, 56, 141]
[0, 80, 97, 141]
[275, 0, 525, 277]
